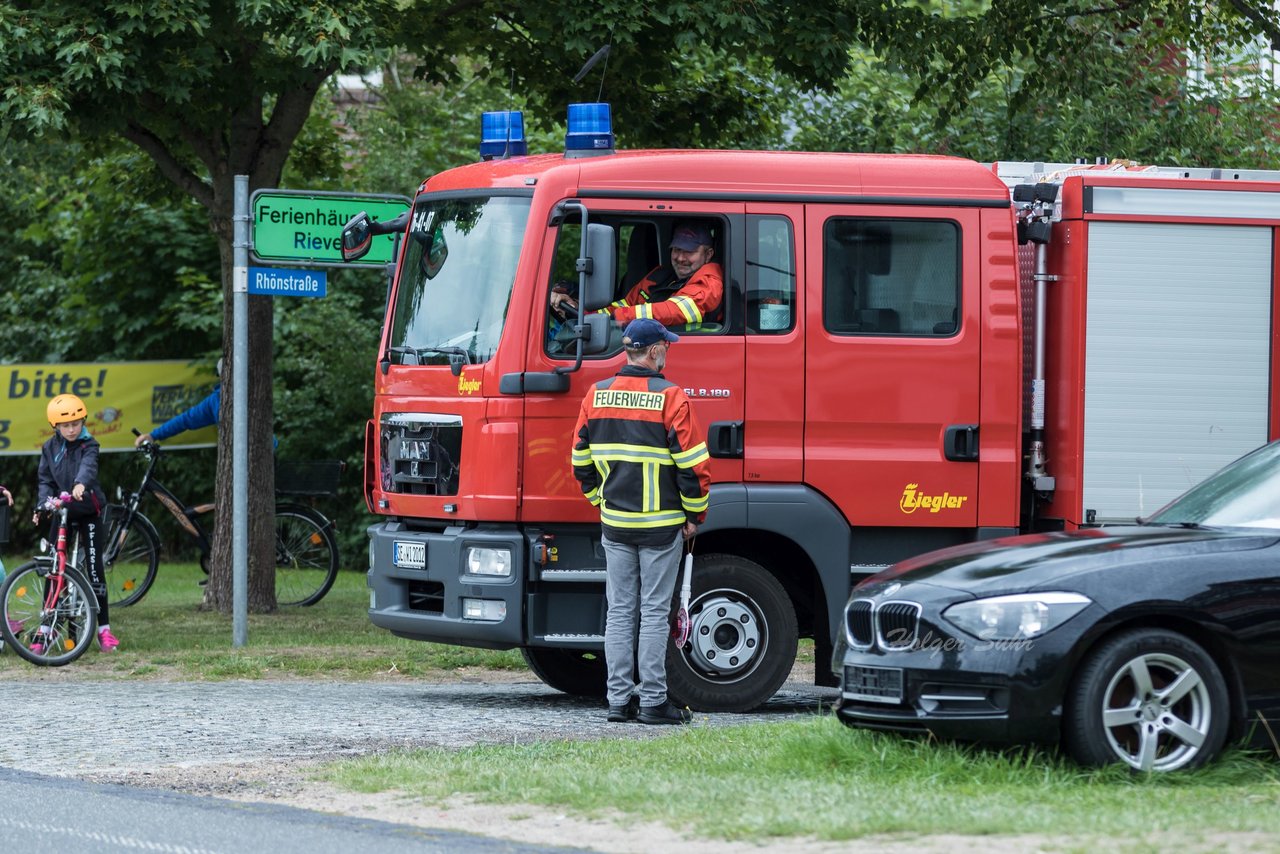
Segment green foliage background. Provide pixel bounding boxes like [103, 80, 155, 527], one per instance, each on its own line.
[3, 2, 1280, 569]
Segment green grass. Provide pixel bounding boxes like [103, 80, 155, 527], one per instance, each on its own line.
[0, 560, 526, 679]
[323, 717, 1280, 844]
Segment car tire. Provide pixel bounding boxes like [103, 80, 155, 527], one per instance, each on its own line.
[1064, 628, 1230, 772]
[665, 554, 797, 713]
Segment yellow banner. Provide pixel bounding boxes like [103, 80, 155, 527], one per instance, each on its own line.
[0, 361, 218, 455]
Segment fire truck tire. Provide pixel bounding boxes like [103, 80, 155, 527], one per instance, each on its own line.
[665, 554, 797, 713]
[521, 647, 607, 698]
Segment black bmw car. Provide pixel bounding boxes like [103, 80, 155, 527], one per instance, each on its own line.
[835, 440, 1280, 771]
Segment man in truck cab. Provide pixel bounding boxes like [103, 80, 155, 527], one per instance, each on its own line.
[550, 220, 724, 334]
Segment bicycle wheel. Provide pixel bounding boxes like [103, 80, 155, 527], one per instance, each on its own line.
[102, 505, 160, 607]
[0, 561, 98, 666]
[274, 504, 338, 606]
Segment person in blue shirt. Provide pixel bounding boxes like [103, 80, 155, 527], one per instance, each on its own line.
[136, 359, 221, 447]
[135, 384, 220, 446]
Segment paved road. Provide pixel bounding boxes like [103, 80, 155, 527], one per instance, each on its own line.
[0, 768, 588, 854]
[0, 677, 838, 775]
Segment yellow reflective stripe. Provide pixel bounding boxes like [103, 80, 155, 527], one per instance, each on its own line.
[670, 294, 701, 324]
[671, 442, 709, 468]
[599, 507, 688, 528]
[681, 493, 709, 513]
[571, 448, 593, 465]
[636, 303, 653, 320]
[591, 443, 675, 465]
[643, 462, 655, 512]
[583, 486, 601, 505]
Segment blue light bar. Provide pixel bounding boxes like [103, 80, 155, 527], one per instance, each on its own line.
[479, 110, 527, 160]
[564, 102, 614, 156]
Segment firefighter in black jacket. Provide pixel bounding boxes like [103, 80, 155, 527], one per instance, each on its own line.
[571, 318, 712, 724]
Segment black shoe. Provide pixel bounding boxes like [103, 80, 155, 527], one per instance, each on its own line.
[638, 701, 691, 725]
[607, 696, 639, 723]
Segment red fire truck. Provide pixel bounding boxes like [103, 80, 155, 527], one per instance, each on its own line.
[345, 106, 1280, 711]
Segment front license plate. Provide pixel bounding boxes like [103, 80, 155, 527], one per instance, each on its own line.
[844, 665, 904, 704]
[393, 541, 426, 569]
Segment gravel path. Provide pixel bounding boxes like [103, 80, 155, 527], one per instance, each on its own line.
[0, 675, 852, 853]
[0, 676, 837, 776]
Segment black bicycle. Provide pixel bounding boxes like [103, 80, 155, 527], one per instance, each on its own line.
[103, 433, 341, 607]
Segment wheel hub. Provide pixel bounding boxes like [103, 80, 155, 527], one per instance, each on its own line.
[687, 595, 761, 676]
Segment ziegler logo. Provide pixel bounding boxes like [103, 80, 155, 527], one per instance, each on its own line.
[900, 483, 969, 514]
[457, 375, 480, 395]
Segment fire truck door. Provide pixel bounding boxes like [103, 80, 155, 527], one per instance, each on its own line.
[803, 206, 982, 527]
[743, 207, 805, 482]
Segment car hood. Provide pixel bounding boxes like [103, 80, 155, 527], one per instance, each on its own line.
[864, 525, 1277, 596]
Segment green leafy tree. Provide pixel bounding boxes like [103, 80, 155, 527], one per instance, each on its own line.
[789, 8, 1280, 168]
[847, 0, 1280, 129]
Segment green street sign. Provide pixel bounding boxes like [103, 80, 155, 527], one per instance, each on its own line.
[250, 190, 410, 267]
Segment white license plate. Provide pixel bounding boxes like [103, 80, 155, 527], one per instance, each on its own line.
[843, 665, 904, 704]
[393, 541, 426, 569]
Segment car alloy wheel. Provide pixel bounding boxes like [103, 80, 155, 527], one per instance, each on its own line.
[1065, 629, 1229, 772]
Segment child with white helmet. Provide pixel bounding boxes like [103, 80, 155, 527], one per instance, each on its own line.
[34, 394, 118, 652]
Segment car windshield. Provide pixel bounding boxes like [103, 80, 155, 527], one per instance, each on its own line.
[388, 194, 532, 366]
[1147, 440, 1280, 529]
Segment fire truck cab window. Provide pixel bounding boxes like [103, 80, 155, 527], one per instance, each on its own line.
[823, 218, 959, 337]
[747, 216, 796, 334]
[546, 215, 726, 358]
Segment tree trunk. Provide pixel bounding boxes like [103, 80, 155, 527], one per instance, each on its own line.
[206, 224, 278, 613]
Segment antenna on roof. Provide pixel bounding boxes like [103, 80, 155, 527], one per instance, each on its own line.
[572, 44, 612, 100]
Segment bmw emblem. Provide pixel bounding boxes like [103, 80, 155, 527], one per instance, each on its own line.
[882, 582, 901, 597]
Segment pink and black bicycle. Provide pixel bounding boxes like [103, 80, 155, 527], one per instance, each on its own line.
[0, 494, 99, 666]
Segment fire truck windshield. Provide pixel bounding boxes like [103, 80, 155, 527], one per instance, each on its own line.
[387, 194, 532, 367]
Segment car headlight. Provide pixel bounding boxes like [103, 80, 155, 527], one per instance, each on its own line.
[466, 546, 512, 577]
[943, 592, 1091, 641]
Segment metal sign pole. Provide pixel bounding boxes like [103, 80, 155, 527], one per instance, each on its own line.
[232, 175, 250, 648]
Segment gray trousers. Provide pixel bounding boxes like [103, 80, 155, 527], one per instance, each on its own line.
[601, 530, 683, 708]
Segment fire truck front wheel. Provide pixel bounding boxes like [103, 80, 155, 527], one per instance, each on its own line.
[665, 555, 798, 713]
[521, 647, 607, 698]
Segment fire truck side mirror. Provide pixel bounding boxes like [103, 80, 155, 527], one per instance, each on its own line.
[341, 212, 373, 262]
[578, 223, 616, 312]
[580, 313, 612, 355]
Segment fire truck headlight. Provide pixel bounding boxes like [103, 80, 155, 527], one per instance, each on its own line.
[462, 598, 507, 622]
[466, 546, 513, 577]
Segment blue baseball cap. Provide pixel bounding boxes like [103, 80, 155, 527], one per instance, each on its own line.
[623, 318, 679, 349]
[669, 221, 712, 251]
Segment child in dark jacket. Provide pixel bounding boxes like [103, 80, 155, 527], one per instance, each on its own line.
[35, 394, 118, 651]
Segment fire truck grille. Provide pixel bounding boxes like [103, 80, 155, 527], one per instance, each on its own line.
[846, 599, 874, 648]
[876, 602, 922, 649]
[407, 580, 445, 613]
[380, 415, 461, 496]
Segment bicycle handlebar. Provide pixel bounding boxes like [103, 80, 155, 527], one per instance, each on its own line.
[131, 427, 161, 459]
[39, 493, 73, 513]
